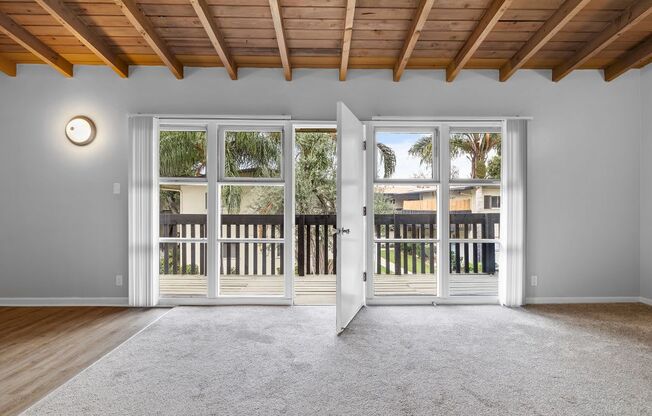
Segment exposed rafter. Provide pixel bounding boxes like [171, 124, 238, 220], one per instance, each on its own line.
[0, 54, 16, 76]
[0, 11, 72, 77]
[500, 0, 590, 82]
[115, 0, 182, 79]
[605, 35, 652, 81]
[393, 0, 435, 82]
[446, 0, 513, 82]
[339, 0, 356, 81]
[34, 0, 128, 77]
[189, 0, 237, 80]
[553, 0, 652, 82]
[268, 0, 291, 81]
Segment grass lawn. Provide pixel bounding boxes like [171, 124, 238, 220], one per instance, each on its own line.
[378, 246, 435, 274]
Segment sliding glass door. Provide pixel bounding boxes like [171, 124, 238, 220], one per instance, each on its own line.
[157, 120, 292, 303]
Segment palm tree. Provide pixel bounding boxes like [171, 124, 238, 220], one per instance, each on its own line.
[159, 130, 397, 214]
[159, 131, 206, 177]
[376, 143, 397, 179]
[408, 133, 501, 179]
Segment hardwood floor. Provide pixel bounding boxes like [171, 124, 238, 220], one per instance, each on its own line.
[0, 306, 169, 416]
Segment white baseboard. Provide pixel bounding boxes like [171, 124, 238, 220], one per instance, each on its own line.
[0, 297, 129, 306]
[640, 297, 652, 306]
[525, 296, 641, 305]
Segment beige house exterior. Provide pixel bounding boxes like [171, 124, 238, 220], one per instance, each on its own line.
[169, 184, 500, 216]
[376, 185, 501, 214]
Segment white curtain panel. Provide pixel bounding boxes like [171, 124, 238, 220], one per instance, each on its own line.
[128, 116, 158, 307]
[499, 119, 527, 307]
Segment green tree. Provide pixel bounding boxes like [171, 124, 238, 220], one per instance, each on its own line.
[159, 131, 206, 177]
[450, 133, 501, 179]
[373, 192, 394, 214]
[160, 130, 396, 215]
[376, 143, 397, 179]
[408, 133, 501, 179]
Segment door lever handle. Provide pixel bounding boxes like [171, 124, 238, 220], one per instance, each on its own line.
[333, 228, 350, 236]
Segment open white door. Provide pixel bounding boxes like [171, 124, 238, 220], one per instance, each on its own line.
[335, 102, 366, 333]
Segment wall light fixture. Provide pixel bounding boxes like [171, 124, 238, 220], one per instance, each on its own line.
[65, 116, 96, 146]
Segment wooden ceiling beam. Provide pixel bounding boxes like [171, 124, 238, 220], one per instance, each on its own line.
[604, 35, 652, 81]
[446, 0, 513, 82]
[393, 0, 435, 82]
[553, 0, 652, 82]
[268, 0, 291, 81]
[189, 0, 237, 80]
[339, 0, 356, 81]
[0, 11, 72, 77]
[115, 0, 182, 79]
[0, 54, 16, 77]
[500, 0, 590, 82]
[34, 0, 128, 77]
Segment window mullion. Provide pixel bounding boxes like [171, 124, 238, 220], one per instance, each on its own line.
[207, 122, 218, 298]
[439, 124, 450, 298]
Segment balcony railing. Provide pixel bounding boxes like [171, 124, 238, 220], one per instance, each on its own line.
[159, 212, 499, 277]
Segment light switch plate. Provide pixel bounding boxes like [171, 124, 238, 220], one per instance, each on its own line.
[113, 183, 121, 195]
[115, 275, 123, 286]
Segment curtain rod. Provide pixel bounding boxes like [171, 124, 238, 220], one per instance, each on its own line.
[126, 114, 532, 121]
[127, 113, 292, 120]
[371, 116, 533, 121]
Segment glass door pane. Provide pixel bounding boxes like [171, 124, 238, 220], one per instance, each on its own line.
[217, 126, 288, 298]
[218, 184, 285, 296]
[373, 185, 438, 296]
[158, 126, 209, 298]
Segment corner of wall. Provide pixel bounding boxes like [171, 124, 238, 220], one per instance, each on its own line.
[641, 66, 652, 300]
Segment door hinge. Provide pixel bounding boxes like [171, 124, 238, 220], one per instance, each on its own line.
[363, 206, 367, 216]
[362, 140, 367, 150]
[363, 272, 367, 282]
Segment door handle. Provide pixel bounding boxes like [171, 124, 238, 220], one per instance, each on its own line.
[333, 228, 350, 236]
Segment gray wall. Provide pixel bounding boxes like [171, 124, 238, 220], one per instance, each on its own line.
[0, 65, 644, 300]
[641, 66, 652, 301]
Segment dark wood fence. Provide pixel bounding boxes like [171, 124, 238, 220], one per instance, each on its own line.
[296, 214, 337, 276]
[160, 213, 207, 275]
[449, 212, 500, 274]
[159, 212, 499, 276]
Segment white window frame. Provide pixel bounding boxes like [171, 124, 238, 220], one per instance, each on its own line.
[151, 115, 510, 307]
[157, 118, 293, 306]
[365, 121, 503, 305]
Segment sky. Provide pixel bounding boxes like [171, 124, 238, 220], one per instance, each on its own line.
[376, 132, 478, 180]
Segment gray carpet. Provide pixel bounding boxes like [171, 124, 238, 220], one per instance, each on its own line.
[24, 305, 652, 416]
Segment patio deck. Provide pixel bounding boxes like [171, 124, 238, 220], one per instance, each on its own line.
[160, 274, 498, 305]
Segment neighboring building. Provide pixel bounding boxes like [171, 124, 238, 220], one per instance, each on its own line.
[166, 184, 501, 216]
[375, 185, 501, 214]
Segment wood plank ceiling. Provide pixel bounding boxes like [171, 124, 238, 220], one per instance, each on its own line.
[0, 0, 651, 81]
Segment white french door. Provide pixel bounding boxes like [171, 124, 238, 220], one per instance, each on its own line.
[335, 103, 366, 333]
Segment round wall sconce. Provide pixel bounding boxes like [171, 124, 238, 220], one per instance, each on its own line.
[65, 116, 96, 146]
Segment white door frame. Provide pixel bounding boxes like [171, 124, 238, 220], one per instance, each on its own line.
[290, 121, 337, 304]
[151, 115, 513, 306]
